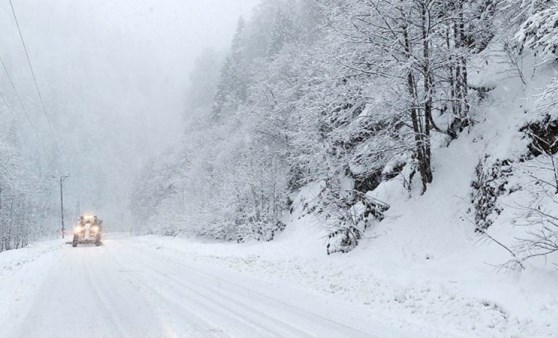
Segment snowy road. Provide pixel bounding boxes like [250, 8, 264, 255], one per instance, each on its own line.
[0, 234, 440, 338]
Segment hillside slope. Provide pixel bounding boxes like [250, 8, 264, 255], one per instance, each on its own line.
[177, 44, 558, 336]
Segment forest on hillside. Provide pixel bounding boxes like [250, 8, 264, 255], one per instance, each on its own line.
[129, 0, 558, 263]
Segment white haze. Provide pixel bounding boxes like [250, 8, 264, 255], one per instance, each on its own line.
[0, 0, 259, 229]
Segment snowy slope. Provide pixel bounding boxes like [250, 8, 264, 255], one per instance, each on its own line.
[312, 44, 558, 335]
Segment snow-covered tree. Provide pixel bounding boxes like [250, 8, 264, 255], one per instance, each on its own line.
[213, 18, 249, 121]
[516, 0, 558, 57]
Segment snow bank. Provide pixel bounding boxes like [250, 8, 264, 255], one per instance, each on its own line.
[0, 240, 63, 335]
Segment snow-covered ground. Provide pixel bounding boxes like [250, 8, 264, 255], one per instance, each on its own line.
[1, 231, 555, 337]
[0, 234, 462, 338]
[136, 226, 558, 338]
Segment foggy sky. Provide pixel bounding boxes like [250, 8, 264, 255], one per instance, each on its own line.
[0, 0, 259, 227]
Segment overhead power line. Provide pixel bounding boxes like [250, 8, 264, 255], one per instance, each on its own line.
[0, 54, 39, 130]
[8, 0, 56, 134]
[0, 85, 44, 146]
[8, 0, 65, 162]
[0, 55, 45, 146]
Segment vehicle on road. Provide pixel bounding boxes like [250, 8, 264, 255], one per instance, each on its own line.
[72, 215, 103, 247]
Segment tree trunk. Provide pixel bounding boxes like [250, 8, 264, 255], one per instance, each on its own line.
[403, 20, 432, 193]
[421, 0, 433, 187]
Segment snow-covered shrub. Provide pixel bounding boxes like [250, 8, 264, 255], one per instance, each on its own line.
[325, 196, 389, 255]
[237, 218, 286, 243]
[506, 116, 558, 266]
[314, 178, 389, 255]
[470, 156, 513, 230]
[504, 153, 558, 268]
[520, 115, 558, 156]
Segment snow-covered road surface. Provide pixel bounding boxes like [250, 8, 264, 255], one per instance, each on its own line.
[0, 234, 443, 338]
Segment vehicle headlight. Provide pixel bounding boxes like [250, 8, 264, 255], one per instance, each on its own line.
[73, 227, 82, 234]
[91, 226, 99, 233]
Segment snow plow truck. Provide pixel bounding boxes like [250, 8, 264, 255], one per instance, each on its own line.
[72, 215, 103, 247]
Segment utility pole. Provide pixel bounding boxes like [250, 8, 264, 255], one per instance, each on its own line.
[53, 174, 69, 238]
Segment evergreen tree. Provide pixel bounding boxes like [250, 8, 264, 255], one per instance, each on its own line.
[213, 17, 248, 121]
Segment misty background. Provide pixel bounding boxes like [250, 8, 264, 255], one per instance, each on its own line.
[0, 0, 258, 230]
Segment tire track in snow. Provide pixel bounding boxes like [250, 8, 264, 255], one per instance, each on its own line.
[106, 243, 231, 337]
[16, 246, 125, 338]
[123, 242, 375, 337]
[111, 244, 286, 337]
[83, 253, 128, 338]
[135, 240, 469, 338]
[120, 247, 312, 337]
